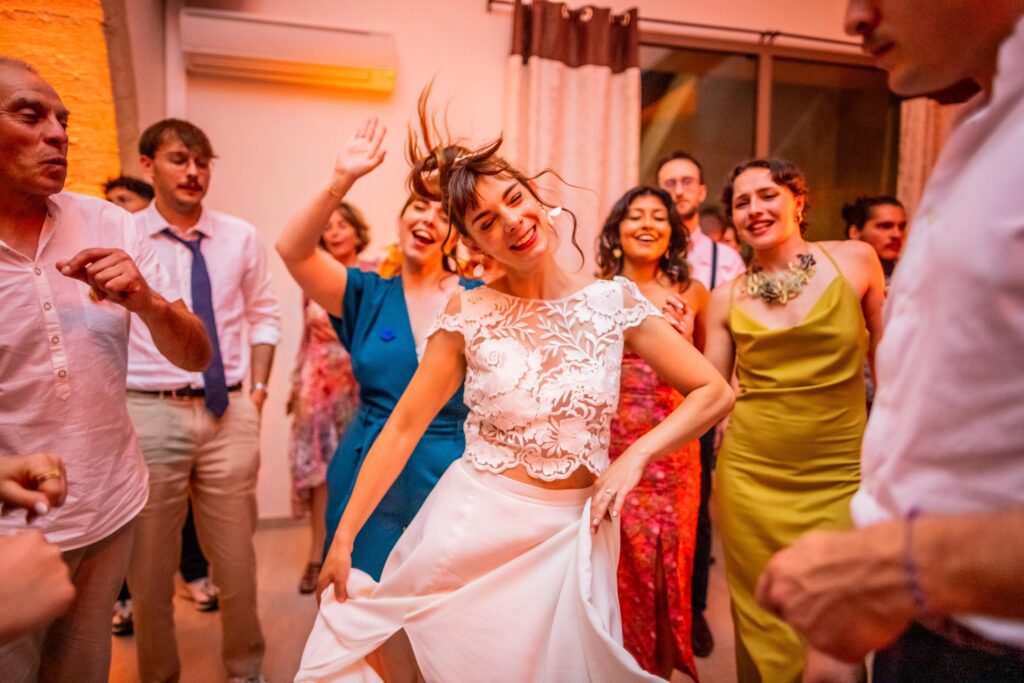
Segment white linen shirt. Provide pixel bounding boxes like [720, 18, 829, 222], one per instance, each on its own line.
[686, 228, 746, 290]
[0, 193, 176, 550]
[127, 202, 281, 390]
[851, 18, 1024, 646]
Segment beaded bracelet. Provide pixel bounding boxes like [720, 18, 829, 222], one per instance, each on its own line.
[903, 506, 931, 617]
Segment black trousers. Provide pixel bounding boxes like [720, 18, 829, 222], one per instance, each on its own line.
[117, 500, 208, 601]
[874, 622, 1024, 683]
[691, 429, 716, 614]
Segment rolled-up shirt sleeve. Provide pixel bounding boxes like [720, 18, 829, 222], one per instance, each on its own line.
[241, 230, 281, 346]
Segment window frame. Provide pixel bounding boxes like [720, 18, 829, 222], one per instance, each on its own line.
[639, 31, 883, 157]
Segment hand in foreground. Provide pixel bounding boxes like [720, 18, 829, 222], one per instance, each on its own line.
[317, 537, 353, 605]
[56, 248, 155, 313]
[590, 448, 647, 534]
[0, 452, 67, 523]
[333, 118, 387, 184]
[755, 523, 915, 662]
[662, 295, 695, 341]
[0, 531, 75, 643]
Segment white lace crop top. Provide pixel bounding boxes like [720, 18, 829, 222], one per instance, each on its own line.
[427, 277, 661, 481]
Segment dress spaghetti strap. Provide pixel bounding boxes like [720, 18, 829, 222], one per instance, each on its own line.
[816, 243, 847, 281]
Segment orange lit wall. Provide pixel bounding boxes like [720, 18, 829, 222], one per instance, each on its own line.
[0, 0, 121, 197]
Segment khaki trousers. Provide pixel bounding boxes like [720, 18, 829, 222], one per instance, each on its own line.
[127, 392, 265, 682]
[0, 519, 136, 683]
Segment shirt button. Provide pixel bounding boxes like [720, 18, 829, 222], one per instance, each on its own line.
[43, 303, 52, 311]
[57, 369, 67, 378]
[51, 335, 60, 344]
[34, 267, 42, 275]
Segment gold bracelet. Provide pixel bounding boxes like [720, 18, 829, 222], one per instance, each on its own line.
[326, 184, 343, 198]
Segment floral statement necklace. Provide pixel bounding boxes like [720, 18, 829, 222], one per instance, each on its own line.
[745, 253, 816, 304]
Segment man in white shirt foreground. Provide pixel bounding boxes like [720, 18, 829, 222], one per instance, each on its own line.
[126, 117, 281, 683]
[757, 2, 1024, 679]
[656, 151, 747, 657]
[0, 57, 210, 682]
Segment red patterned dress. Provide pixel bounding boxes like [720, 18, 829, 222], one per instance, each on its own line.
[610, 351, 701, 680]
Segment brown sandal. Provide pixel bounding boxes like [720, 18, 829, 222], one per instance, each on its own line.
[299, 562, 322, 594]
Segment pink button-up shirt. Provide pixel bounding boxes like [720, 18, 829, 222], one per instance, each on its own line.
[0, 193, 176, 550]
[127, 202, 281, 390]
[852, 18, 1024, 646]
[686, 228, 746, 291]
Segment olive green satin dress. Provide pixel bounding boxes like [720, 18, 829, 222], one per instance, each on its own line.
[717, 248, 867, 682]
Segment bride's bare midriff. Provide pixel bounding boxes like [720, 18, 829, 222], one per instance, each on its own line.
[497, 463, 596, 490]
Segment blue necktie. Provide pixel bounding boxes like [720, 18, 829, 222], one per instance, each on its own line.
[163, 229, 229, 418]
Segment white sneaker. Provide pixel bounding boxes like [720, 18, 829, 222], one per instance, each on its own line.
[185, 576, 219, 612]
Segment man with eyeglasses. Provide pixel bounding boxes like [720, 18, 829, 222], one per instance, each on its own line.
[126, 118, 280, 683]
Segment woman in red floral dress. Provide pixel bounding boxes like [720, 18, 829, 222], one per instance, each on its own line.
[599, 186, 708, 681]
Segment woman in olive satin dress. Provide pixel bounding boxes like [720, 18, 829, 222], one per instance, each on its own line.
[704, 158, 886, 683]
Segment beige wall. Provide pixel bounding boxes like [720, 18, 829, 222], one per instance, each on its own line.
[159, 0, 856, 519]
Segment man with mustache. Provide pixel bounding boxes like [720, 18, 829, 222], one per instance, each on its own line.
[0, 58, 210, 681]
[844, 195, 907, 410]
[126, 118, 281, 683]
[843, 195, 907, 286]
[757, 1, 1024, 680]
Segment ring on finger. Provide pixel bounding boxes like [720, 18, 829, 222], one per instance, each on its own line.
[34, 470, 62, 485]
[604, 488, 614, 496]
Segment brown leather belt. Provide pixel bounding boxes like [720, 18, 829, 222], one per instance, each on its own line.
[128, 383, 242, 400]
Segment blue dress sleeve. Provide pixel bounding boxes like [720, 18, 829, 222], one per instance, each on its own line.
[329, 267, 383, 350]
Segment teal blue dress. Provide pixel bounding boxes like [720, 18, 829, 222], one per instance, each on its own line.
[325, 268, 479, 579]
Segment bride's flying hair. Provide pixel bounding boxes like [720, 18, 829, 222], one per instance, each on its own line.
[405, 84, 585, 270]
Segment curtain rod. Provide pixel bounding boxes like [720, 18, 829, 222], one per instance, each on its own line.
[484, 0, 862, 48]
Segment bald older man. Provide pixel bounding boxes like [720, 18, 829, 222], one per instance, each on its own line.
[0, 57, 210, 682]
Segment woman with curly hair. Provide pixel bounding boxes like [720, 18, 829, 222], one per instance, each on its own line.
[598, 185, 706, 680]
[705, 158, 885, 682]
[287, 92, 733, 681]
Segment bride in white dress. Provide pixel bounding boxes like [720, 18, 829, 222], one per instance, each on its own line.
[283, 107, 734, 682]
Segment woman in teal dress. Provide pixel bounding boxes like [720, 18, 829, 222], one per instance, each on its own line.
[277, 131, 478, 580]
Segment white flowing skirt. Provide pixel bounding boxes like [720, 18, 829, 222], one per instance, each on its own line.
[296, 458, 659, 682]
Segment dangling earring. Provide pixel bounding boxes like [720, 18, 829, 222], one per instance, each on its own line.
[796, 210, 804, 225]
[545, 206, 563, 226]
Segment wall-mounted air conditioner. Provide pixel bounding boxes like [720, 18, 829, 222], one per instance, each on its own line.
[179, 8, 396, 93]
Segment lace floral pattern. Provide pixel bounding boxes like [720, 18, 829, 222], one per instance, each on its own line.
[428, 277, 660, 481]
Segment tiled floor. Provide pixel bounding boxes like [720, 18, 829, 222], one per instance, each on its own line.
[110, 520, 736, 682]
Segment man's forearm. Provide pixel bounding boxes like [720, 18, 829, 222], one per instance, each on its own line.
[250, 343, 275, 387]
[917, 509, 1024, 619]
[138, 297, 212, 372]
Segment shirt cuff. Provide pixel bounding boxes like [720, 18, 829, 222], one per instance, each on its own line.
[249, 326, 282, 346]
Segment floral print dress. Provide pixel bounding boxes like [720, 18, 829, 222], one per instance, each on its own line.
[610, 351, 701, 680]
[288, 299, 360, 516]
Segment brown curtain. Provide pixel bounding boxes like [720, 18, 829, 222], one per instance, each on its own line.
[898, 97, 967, 219]
[503, 0, 640, 273]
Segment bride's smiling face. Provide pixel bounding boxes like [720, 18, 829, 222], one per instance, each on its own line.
[461, 175, 551, 270]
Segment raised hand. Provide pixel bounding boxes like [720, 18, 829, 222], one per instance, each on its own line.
[56, 248, 154, 313]
[333, 118, 387, 183]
